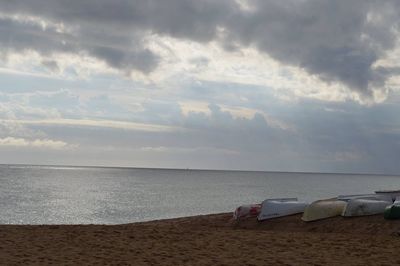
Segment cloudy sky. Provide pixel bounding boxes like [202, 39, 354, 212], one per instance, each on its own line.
[1, 0, 400, 174]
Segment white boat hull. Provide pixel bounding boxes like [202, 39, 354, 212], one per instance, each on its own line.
[342, 198, 392, 217]
[302, 199, 347, 222]
[258, 198, 308, 221]
[338, 193, 392, 202]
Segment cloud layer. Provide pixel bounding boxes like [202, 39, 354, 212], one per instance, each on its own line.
[1, 0, 400, 98]
[1, 1, 400, 173]
[0, 137, 68, 149]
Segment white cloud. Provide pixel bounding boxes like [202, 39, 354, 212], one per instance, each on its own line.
[0, 120, 46, 139]
[145, 35, 392, 104]
[0, 0, 400, 173]
[179, 100, 293, 130]
[0, 137, 70, 149]
[0, 66, 60, 79]
[2, 1, 400, 104]
[6, 118, 185, 132]
[139, 145, 241, 155]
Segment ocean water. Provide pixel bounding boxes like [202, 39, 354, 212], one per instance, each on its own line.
[1, 164, 400, 224]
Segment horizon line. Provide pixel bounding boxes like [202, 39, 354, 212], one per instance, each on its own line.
[0, 163, 399, 177]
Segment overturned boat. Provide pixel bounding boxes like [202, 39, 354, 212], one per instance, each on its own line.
[375, 190, 400, 201]
[342, 198, 392, 217]
[384, 197, 400, 220]
[233, 204, 261, 220]
[302, 199, 347, 222]
[257, 198, 308, 221]
[338, 193, 392, 202]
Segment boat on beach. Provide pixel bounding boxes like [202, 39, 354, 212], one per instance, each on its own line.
[257, 198, 308, 221]
[375, 190, 400, 201]
[233, 204, 261, 220]
[338, 193, 392, 202]
[384, 197, 400, 220]
[235, 190, 400, 222]
[342, 198, 392, 217]
[301, 199, 347, 222]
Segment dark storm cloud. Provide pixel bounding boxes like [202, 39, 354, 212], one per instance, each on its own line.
[0, 0, 234, 74]
[0, 0, 233, 41]
[1, 0, 400, 95]
[0, 15, 159, 73]
[224, 0, 400, 95]
[0, 16, 74, 55]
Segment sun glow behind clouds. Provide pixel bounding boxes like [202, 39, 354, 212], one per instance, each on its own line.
[1, 0, 400, 172]
[146, 36, 364, 103]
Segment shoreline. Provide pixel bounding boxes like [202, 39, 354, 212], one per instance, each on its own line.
[2, 212, 400, 265]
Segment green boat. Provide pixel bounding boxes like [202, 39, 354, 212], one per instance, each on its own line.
[384, 204, 400, 220]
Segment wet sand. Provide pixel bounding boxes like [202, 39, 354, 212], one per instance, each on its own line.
[1, 213, 400, 265]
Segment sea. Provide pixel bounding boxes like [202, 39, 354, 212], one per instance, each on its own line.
[1, 164, 400, 224]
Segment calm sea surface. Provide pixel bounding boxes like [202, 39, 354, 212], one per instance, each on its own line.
[1, 165, 400, 224]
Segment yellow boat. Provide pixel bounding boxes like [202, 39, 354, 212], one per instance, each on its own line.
[301, 199, 347, 222]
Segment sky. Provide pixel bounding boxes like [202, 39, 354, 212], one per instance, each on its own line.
[1, 0, 400, 174]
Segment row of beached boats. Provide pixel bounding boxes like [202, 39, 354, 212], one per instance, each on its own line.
[233, 190, 400, 222]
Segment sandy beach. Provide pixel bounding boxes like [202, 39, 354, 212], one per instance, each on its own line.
[1, 213, 400, 265]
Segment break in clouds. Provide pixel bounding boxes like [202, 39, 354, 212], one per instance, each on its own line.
[1, 0, 400, 99]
